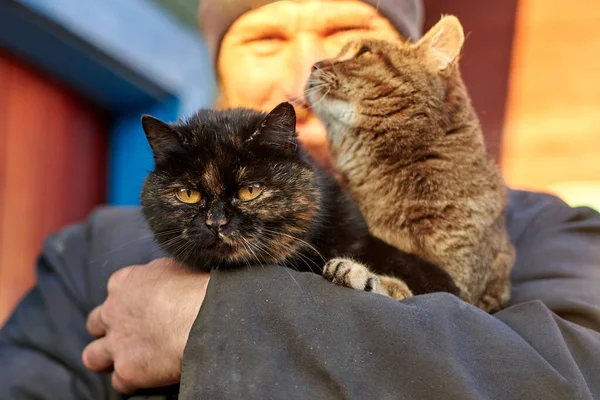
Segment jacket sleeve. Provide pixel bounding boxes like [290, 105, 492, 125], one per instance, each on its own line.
[0, 221, 116, 399]
[179, 191, 600, 400]
[0, 207, 168, 400]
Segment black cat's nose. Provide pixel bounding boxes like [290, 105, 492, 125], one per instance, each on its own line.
[206, 217, 228, 233]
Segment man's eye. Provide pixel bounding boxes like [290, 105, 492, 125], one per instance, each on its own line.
[326, 26, 368, 36]
[245, 35, 285, 55]
[259, 36, 282, 41]
[248, 34, 285, 43]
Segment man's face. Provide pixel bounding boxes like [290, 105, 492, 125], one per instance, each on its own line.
[216, 0, 401, 166]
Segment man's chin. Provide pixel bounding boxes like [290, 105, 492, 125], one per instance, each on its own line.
[296, 123, 328, 155]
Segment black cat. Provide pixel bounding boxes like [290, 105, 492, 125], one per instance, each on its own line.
[140, 102, 459, 300]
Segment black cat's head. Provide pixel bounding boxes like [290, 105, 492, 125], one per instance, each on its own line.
[140, 102, 322, 271]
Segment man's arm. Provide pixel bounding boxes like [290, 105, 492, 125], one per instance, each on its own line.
[0, 222, 114, 399]
[179, 191, 600, 399]
[0, 207, 168, 399]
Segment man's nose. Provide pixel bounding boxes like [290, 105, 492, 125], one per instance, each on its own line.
[283, 34, 328, 100]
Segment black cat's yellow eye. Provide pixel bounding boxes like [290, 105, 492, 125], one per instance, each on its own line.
[176, 188, 201, 204]
[356, 46, 372, 57]
[237, 184, 263, 201]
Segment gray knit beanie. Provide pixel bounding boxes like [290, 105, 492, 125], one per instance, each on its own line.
[198, 0, 424, 64]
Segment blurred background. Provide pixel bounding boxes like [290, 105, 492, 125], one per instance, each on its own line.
[0, 0, 599, 325]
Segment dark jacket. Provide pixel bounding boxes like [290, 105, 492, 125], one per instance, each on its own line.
[1, 190, 599, 399]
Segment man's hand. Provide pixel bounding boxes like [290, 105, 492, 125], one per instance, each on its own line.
[82, 258, 209, 394]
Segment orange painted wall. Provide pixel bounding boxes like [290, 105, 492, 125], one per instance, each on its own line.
[0, 51, 108, 325]
[503, 0, 600, 206]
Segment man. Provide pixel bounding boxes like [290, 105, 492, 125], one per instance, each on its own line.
[1, 0, 599, 399]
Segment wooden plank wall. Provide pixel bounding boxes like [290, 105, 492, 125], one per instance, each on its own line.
[425, 0, 600, 209]
[423, 0, 519, 164]
[0, 50, 108, 326]
[503, 0, 600, 207]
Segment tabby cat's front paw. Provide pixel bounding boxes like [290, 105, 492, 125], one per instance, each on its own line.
[322, 257, 414, 301]
[323, 258, 380, 292]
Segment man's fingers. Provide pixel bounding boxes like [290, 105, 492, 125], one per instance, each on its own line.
[111, 371, 136, 395]
[82, 337, 113, 373]
[86, 306, 106, 337]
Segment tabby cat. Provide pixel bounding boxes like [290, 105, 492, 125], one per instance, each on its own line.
[307, 15, 515, 312]
[140, 102, 459, 300]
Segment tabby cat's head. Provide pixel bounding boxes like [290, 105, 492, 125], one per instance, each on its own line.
[306, 15, 466, 146]
[140, 103, 321, 271]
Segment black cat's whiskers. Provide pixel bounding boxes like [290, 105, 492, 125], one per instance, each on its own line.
[167, 237, 195, 261]
[152, 261, 171, 291]
[147, 245, 170, 258]
[154, 232, 190, 252]
[240, 237, 264, 266]
[240, 236, 270, 261]
[237, 239, 256, 271]
[178, 239, 198, 261]
[92, 235, 155, 263]
[93, 227, 183, 264]
[260, 228, 325, 272]
[285, 246, 320, 273]
[283, 267, 304, 292]
[244, 237, 281, 266]
[261, 227, 326, 261]
[241, 237, 304, 292]
[257, 233, 320, 273]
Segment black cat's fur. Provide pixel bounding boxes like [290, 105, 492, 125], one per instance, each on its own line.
[140, 102, 459, 297]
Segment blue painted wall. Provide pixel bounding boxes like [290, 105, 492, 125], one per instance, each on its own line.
[109, 98, 180, 205]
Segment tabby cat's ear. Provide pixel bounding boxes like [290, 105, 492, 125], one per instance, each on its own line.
[254, 102, 298, 153]
[141, 115, 182, 165]
[417, 15, 464, 71]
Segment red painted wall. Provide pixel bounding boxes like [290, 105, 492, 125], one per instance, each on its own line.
[0, 50, 108, 325]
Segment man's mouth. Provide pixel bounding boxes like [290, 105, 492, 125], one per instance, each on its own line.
[294, 103, 312, 124]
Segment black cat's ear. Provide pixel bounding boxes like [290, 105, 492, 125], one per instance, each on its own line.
[141, 115, 181, 165]
[251, 102, 298, 153]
